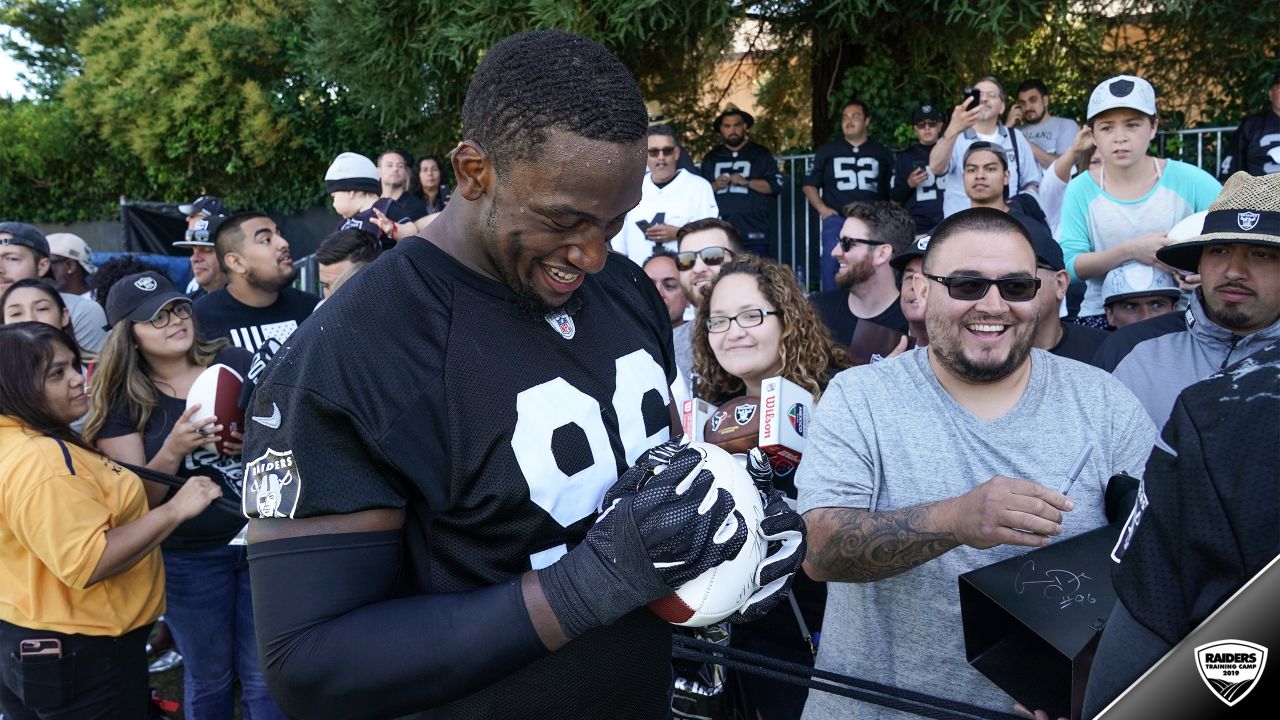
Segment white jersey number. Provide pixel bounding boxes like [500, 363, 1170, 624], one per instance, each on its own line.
[833, 157, 880, 192]
[713, 161, 752, 195]
[511, 350, 671, 563]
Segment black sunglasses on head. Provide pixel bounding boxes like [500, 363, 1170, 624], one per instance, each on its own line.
[676, 246, 733, 271]
[838, 236, 887, 252]
[924, 274, 1041, 302]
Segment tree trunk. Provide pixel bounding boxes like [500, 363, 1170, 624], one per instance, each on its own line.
[809, 28, 862, 149]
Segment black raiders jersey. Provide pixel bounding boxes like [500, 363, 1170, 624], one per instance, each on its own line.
[700, 142, 784, 239]
[242, 236, 677, 717]
[803, 137, 894, 210]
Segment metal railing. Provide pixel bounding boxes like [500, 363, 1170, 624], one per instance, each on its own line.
[292, 126, 1236, 297]
[771, 125, 1235, 287]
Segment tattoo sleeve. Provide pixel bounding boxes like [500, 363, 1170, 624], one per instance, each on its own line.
[805, 504, 958, 582]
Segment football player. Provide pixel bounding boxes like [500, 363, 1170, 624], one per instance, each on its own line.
[242, 30, 804, 719]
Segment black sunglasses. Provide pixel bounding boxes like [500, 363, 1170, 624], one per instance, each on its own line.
[838, 236, 887, 252]
[924, 274, 1041, 302]
[676, 246, 733, 271]
[647, 146, 677, 157]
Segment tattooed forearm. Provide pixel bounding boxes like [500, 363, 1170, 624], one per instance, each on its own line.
[804, 505, 958, 582]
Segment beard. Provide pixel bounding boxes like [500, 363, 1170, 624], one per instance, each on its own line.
[926, 309, 1037, 383]
[835, 254, 875, 290]
[483, 186, 586, 322]
[245, 264, 297, 293]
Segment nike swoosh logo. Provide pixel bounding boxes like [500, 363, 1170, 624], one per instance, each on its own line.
[251, 403, 281, 429]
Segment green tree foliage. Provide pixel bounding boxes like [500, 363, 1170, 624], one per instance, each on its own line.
[303, 0, 738, 155]
[0, 0, 114, 98]
[61, 0, 367, 213]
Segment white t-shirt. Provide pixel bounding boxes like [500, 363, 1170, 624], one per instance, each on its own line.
[610, 169, 719, 265]
[941, 125, 1043, 218]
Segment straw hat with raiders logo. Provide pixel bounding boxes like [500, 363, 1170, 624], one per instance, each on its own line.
[1156, 171, 1280, 272]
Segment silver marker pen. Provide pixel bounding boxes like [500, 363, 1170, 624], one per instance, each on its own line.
[1057, 444, 1094, 496]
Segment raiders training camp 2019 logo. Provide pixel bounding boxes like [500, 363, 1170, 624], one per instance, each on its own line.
[1195, 640, 1268, 706]
[244, 448, 302, 519]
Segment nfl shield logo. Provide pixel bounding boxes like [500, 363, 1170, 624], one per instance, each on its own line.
[1237, 212, 1260, 231]
[545, 311, 576, 340]
[734, 403, 757, 425]
[1195, 640, 1268, 706]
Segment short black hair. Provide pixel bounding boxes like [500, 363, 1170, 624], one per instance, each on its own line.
[642, 245, 679, 269]
[1016, 79, 1049, 97]
[213, 211, 271, 272]
[923, 207, 1033, 272]
[676, 218, 744, 254]
[315, 228, 381, 267]
[842, 99, 870, 118]
[461, 30, 646, 173]
[840, 201, 915, 253]
[647, 124, 676, 140]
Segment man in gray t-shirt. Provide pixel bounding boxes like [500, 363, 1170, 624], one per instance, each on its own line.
[796, 208, 1156, 719]
[1007, 79, 1080, 170]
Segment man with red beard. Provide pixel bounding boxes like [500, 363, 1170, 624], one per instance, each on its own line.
[809, 201, 911, 347]
[796, 207, 1155, 719]
[193, 212, 318, 352]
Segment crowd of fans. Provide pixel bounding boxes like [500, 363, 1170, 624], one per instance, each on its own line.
[0, 42, 1277, 720]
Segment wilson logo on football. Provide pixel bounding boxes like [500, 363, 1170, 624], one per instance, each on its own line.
[1195, 640, 1268, 707]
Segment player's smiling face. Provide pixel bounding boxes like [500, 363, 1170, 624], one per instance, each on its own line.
[482, 129, 645, 314]
[921, 229, 1039, 384]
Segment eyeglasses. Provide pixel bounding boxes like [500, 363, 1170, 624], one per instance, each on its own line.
[924, 274, 1041, 302]
[647, 146, 677, 158]
[147, 303, 192, 329]
[838, 236, 887, 252]
[676, 246, 734, 271]
[706, 308, 783, 333]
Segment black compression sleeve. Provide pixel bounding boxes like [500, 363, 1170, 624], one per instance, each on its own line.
[248, 530, 549, 719]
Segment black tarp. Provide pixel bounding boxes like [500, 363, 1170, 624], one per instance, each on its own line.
[119, 200, 337, 258]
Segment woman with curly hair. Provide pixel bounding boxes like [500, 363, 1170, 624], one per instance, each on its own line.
[692, 254, 848, 720]
[693, 254, 849, 404]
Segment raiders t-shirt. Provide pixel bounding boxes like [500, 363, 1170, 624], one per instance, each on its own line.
[193, 286, 318, 353]
[242, 237, 677, 717]
[98, 347, 252, 553]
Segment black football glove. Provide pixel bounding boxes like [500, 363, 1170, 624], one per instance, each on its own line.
[726, 449, 807, 624]
[538, 436, 747, 639]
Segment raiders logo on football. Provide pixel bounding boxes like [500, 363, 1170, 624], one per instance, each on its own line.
[244, 448, 302, 519]
[734, 403, 757, 425]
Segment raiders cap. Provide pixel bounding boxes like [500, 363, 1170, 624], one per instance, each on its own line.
[1087, 75, 1157, 122]
[105, 271, 188, 327]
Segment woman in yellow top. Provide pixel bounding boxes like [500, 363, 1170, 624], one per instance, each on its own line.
[0, 321, 220, 718]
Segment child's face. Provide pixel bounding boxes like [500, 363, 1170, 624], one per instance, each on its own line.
[1090, 109, 1158, 170]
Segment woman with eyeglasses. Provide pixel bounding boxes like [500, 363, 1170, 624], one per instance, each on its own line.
[0, 321, 220, 718]
[692, 254, 849, 720]
[81, 272, 286, 720]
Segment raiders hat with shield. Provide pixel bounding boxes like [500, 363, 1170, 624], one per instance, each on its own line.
[1087, 75, 1157, 121]
[1156, 171, 1280, 272]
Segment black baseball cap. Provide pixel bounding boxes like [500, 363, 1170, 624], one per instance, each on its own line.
[0, 222, 51, 257]
[105, 271, 188, 326]
[911, 104, 943, 124]
[890, 234, 932, 272]
[179, 195, 228, 218]
[1028, 225, 1065, 272]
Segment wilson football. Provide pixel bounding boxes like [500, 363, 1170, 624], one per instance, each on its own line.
[702, 396, 760, 454]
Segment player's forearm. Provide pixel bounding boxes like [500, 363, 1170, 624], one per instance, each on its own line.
[802, 504, 958, 583]
[249, 531, 550, 719]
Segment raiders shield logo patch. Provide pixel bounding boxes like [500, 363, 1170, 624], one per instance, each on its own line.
[1237, 211, 1261, 232]
[244, 448, 302, 519]
[545, 311, 576, 340]
[734, 403, 757, 425]
[1195, 640, 1268, 706]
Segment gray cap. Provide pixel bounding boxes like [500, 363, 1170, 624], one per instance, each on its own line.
[1102, 262, 1181, 306]
[0, 222, 50, 257]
